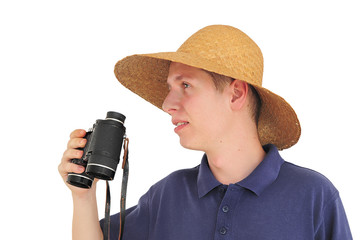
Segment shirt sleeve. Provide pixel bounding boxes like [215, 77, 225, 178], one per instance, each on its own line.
[314, 191, 353, 240]
[100, 192, 150, 240]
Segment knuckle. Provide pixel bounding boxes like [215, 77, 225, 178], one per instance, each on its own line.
[62, 149, 70, 159]
[65, 163, 74, 173]
[66, 138, 76, 149]
[58, 163, 63, 173]
[58, 161, 70, 175]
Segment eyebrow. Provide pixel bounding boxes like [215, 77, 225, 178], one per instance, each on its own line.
[167, 74, 185, 86]
[175, 75, 184, 81]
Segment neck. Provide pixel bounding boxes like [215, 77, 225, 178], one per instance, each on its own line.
[205, 124, 266, 185]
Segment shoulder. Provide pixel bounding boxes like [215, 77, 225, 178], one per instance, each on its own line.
[281, 161, 335, 185]
[273, 162, 352, 238]
[278, 161, 339, 201]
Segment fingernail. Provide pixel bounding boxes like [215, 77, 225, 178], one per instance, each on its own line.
[80, 139, 86, 145]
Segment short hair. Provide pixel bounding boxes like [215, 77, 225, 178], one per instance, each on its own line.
[204, 70, 261, 124]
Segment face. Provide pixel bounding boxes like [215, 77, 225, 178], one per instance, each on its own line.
[162, 62, 232, 151]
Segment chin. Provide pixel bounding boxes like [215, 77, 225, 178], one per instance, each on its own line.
[179, 137, 204, 151]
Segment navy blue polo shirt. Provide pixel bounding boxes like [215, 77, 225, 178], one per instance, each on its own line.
[101, 144, 352, 239]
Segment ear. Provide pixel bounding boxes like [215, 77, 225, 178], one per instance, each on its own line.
[229, 80, 248, 110]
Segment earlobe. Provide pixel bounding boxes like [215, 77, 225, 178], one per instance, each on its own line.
[230, 80, 248, 109]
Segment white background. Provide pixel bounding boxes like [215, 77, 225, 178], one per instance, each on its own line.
[1, 0, 360, 239]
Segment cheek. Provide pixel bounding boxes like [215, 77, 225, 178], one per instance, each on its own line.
[186, 95, 226, 125]
[202, 97, 230, 129]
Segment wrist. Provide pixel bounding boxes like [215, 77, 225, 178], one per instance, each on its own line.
[71, 185, 97, 202]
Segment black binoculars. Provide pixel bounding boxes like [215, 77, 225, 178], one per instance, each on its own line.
[67, 111, 126, 188]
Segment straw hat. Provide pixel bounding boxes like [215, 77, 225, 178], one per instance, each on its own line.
[114, 25, 301, 150]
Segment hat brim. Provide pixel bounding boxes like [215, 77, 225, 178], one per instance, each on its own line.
[115, 53, 301, 150]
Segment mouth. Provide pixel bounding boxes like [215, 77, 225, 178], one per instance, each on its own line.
[176, 122, 189, 127]
[173, 121, 189, 133]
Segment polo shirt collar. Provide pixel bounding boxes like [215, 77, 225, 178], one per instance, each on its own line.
[197, 144, 284, 198]
[197, 154, 221, 198]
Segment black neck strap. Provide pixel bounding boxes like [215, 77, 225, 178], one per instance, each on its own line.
[104, 138, 129, 240]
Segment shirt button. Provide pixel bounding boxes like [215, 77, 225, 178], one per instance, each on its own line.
[220, 227, 227, 235]
[222, 205, 229, 213]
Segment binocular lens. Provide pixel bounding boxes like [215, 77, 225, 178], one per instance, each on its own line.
[67, 173, 94, 189]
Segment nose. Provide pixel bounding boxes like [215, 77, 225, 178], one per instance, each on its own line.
[162, 89, 180, 114]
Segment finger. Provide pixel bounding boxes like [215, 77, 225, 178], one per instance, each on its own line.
[58, 161, 85, 176]
[67, 137, 87, 149]
[69, 129, 86, 139]
[66, 162, 85, 174]
[59, 149, 85, 174]
[62, 148, 83, 162]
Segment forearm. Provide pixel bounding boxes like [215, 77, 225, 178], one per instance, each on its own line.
[72, 187, 103, 240]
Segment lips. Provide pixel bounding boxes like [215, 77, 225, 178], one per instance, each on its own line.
[172, 119, 189, 133]
[172, 118, 189, 126]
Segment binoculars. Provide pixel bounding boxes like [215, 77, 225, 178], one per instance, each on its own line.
[67, 111, 126, 188]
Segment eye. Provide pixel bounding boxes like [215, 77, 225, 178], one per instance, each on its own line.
[182, 82, 190, 88]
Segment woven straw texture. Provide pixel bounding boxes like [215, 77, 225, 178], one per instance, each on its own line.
[114, 25, 301, 150]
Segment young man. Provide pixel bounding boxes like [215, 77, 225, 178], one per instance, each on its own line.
[59, 25, 352, 239]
